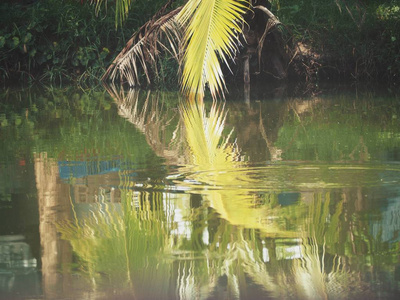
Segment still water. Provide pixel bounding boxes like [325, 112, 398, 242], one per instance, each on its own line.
[1, 83, 400, 299]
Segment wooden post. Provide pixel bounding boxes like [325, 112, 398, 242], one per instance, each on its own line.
[243, 55, 250, 104]
[243, 55, 250, 85]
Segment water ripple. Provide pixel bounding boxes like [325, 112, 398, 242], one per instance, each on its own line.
[165, 162, 400, 193]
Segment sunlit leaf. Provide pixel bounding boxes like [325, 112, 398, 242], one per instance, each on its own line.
[177, 0, 249, 98]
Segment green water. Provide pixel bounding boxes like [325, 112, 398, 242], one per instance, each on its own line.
[1, 84, 400, 299]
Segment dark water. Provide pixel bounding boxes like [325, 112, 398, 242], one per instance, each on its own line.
[1, 83, 400, 299]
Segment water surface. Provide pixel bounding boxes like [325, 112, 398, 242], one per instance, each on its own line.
[1, 84, 400, 299]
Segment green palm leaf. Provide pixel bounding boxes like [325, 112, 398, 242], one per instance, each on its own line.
[90, 0, 134, 27]
[178, 0, 248, 99]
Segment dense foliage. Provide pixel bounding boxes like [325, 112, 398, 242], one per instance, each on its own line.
[0, 0, 399, 85]
[270, 0, 400, 81]
[0, 0, 172, 85]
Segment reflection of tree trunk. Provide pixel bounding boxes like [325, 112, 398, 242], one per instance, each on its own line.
[259, 110, 282, 161]
[34, 153, 72, 299]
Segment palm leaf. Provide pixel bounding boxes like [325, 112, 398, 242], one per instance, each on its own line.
[103, 6, 183, 87]
[177, 0, 249, 99]
[180, 98, 232, 166]
[89, 0, 134, 27]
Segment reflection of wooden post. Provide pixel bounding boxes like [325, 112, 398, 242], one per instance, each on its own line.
[34, 153, 72, 299]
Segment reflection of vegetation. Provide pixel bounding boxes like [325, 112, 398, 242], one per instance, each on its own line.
[58, 188, 390, 299]
[51, 87, 400, 298]
[180, 97, 308, 237]
[58, 190, 174, 298]
[105, 84, 185, 164]
[0, 87, 165, 171]
[180, 92, 398, 298]
[274, 95, 400, 162]
[180, 98, 238, 167]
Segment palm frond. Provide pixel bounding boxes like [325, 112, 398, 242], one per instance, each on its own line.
[180, 98, 232, 167]
[88, 0, 134, 27]
[177, 0, 249, 98]
[114, 0, 134, 27]
[104, 85, 187, 165]
[103, 7, 183, 87]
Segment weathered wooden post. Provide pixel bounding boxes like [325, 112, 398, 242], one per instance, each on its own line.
[243, 54, 251, 103]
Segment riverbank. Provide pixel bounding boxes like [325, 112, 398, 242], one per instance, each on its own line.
[282, 0, 399, 84]
[1, 0, 399, 86]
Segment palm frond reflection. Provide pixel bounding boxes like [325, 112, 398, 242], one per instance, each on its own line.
[58, 190, 174, 299]
[56, 87, 382, 299]
[180, 98, 239, 168]
[179, 98, 302, 237]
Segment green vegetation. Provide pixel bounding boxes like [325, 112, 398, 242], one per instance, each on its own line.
[271, 0, 400, 81]
[1, 85, 400, 299]
[58, 190, 173, 297]
[1, 0, 398, 88]
[0, 86, 170, 167]
[0, 0, 172, 85]
[56, 174, 400, 298]
[273, 94, 400, 162]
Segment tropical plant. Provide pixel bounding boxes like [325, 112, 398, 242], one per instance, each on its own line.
[57, 190, 174, 297]
[88, 0, 134, 27]
[177, 0, 248, 99]
[102, 5, 183, 88]
[101, 0, 250, 99]
[0, 0, 168, 83]
[53, 85, 400, 298]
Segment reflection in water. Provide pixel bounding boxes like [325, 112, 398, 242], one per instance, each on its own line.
[34, 153, 73, 299]
[52, 87, 400, 299]
[2, 86, 399, 299]
[105, 84, 186, 166]
[0, 235, 38, 298]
